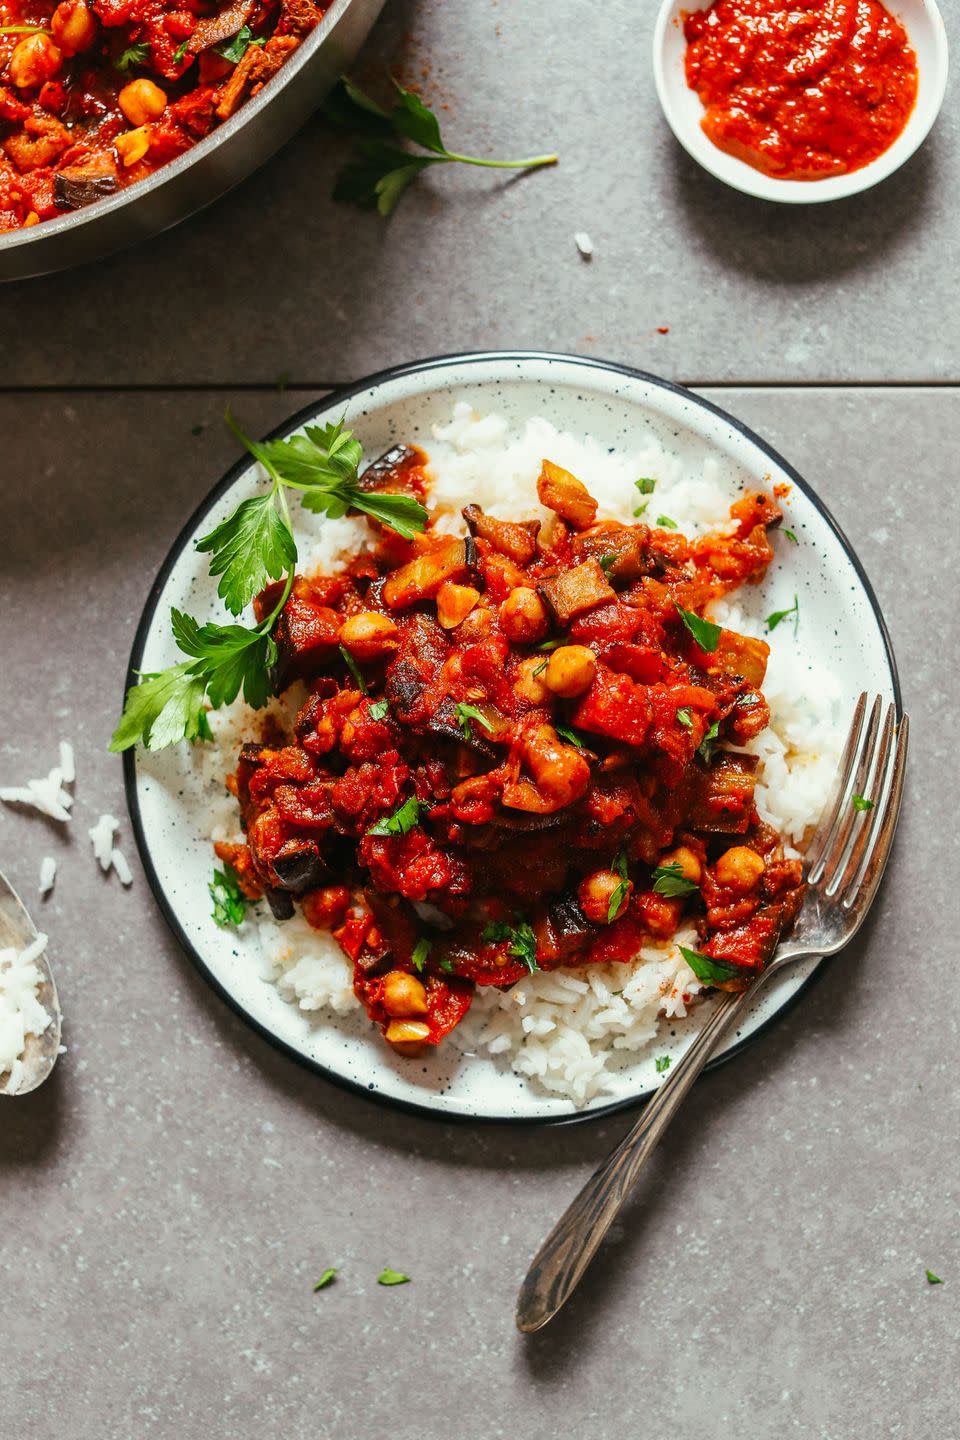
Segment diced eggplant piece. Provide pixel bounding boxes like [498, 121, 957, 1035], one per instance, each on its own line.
[545, 892, 595, 959]
[271, 841, 327, 893]
[708, 630, 770, 687]
[573, 525, 646, 582]
[537, 460, 598, 530]
[191, 0, 254, 48]
[383, 539, 470, 610]
[538, 559, 616, 626]
[462, 505, 540, 565]
[54, 165, 119, 211]
[358, 444, 422, 495]
[265, 887, 295, 920]
[687, 754, 758, 834]
[239, 742, 269, 768]
[425, 699, 499, 760]
[385, 659, 426, 722]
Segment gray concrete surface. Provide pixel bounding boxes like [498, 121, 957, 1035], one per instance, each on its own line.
[2, 387, 958, 1439]
[2, 0, 960, 1433]
[0, 0, 958, 386]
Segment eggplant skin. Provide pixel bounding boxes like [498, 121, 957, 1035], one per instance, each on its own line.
[271, 844, 327, 894]
[265, 887, 295, 921]
[53, 170, 119, 210]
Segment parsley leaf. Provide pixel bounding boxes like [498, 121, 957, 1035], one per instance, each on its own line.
[377, 1269, 410, 1286]
[655, 1054, 671, 1074]
[194, 708, 214, 743]
[368, 698, 389, 721]
[339, 644, 368, 695]
[195, 493, 296, 616]
[454, 702, 495, 741]
[676, 707, 693, 729]
[323, 76, 557, 216]
[216, 23, 265, 62]
[606, 850, 631, 922]
[675, 603, 721, 654]
[555, 721, 586, 749]
[656, 514, 677, 530]
[209, 865, 250, 927]
[439, 957, 455, 973]
[598, 552, 616, 575]
[172, 37, 191, 63]
[766, 594, 799, 634]
[114, 42, 149, 73]
[698, 719, 720, 763]
[925, 1270, 943, 1285]
[651, 861, 698, 897]
[679, 945, 744, 984]
[633, 502, 649, 518]
[367, 795, 424, 837]
[482, 919, 539, 973]
[109, 663, 208, 753]
[852, 794, 874, 812]
[313, 1268, 337, 1290]
[410, 938, 432, 972]
[635, 477, 656, 495]
[783, 529, 798, 544]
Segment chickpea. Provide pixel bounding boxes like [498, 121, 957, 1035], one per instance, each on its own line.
[522, 722, 591, 809]
[578, 869, 632, 925]
[714, 845, 765, 894]
[436, 581, 480, 629]
[512, 656, 551, 705]
[51, 0, 97, 56]
[544, 644, 597, 698]
[382, 971, 429, 1018]
[9, 33, 62, 89]
[114, 126, 150, 167]
[385, 1019, 431, 1048]
[118, 78, 167, 127]
[660, 845, 702, 885]
[499, 586, 548, 644]
[339, 610, 398, 661]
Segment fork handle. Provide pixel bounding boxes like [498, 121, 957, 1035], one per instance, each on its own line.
[516, 983, 755, 1332]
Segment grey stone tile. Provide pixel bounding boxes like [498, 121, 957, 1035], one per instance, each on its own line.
[0, 386, 957, 1439]
[0, 0, 957, 386]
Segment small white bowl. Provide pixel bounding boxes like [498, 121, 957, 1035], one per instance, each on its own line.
[652, 0, 949, 203]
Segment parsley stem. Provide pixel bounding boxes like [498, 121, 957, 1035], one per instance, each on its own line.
[441, 152, 558, 170]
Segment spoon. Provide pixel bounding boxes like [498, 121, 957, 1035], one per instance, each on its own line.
[0, 866, 62, 1096]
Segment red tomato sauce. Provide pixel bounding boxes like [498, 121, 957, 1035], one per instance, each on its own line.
[683, 0, 919, 181]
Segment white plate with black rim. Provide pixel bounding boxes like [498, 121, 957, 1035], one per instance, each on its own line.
[123, 351, 900, 1124]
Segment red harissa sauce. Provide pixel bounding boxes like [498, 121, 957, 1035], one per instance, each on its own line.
[683, 0, 919, 180]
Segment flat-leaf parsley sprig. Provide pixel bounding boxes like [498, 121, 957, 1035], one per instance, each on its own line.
[323, 76, 558, 216]
[110, 415, 428, 753]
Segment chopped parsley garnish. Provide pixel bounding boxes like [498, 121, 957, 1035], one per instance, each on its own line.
[216, 24, 266, 62]
[533, 657, 549, 676]
[655, 1055, 671, 1074]
[598, 552, 617, 575]
[439, 957, 455, 973]
[676, 708, 693, 729]
[766, 594, 799, 634]
[410, 937, 432, 972]
[368, 698, 389, 721]
[783, 529, 798, 544]
[322, 76, 557, 216]
[674, 603, 721, 654]
[633, 502, 649, 518]
[313, 1268, 337, 1291]
[607, 849, 631, 922]
[737, 691, 760, 708]
[555, 721, 586, 749]
[852, 794, 874, 812]
[454, 702, 495, 741]
[172, 37, 191, 63]
[482, 919, 539, 973]
[110, 414, 427, 753]
[926, 1270, 943, 1285]
[536, 638, 564, 652]
[339, 644, 368, 694]
[679, 945, 744, 984]
[377, 1269, 411, 1286]
[0, 22, 52, 32]
[635, 476, 656, 495]
[651, 861, 698, 897]
[114, 42, 150, 73]
[209, 865, 250, 927]
[698, 719, 720, 763]
[656, 514, 677, 530]
[367, 795, 424, 837]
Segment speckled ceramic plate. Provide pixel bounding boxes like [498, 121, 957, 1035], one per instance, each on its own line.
[123, 352, 900, 1124]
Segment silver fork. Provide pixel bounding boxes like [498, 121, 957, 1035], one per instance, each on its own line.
[516, 693, 908, 1333]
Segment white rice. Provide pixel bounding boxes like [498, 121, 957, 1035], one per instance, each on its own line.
[0, 741, 75, 823]
[38, 856, 57, 897]
[110, 849, 133, 887]
[89, 813, 118, 870]
[574, 231, 594, 258]
[0, 933, 52, 1095]
[207, 404, 842, 1105]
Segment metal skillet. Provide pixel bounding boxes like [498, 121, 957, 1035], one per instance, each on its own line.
[0, 0, 385, 282]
